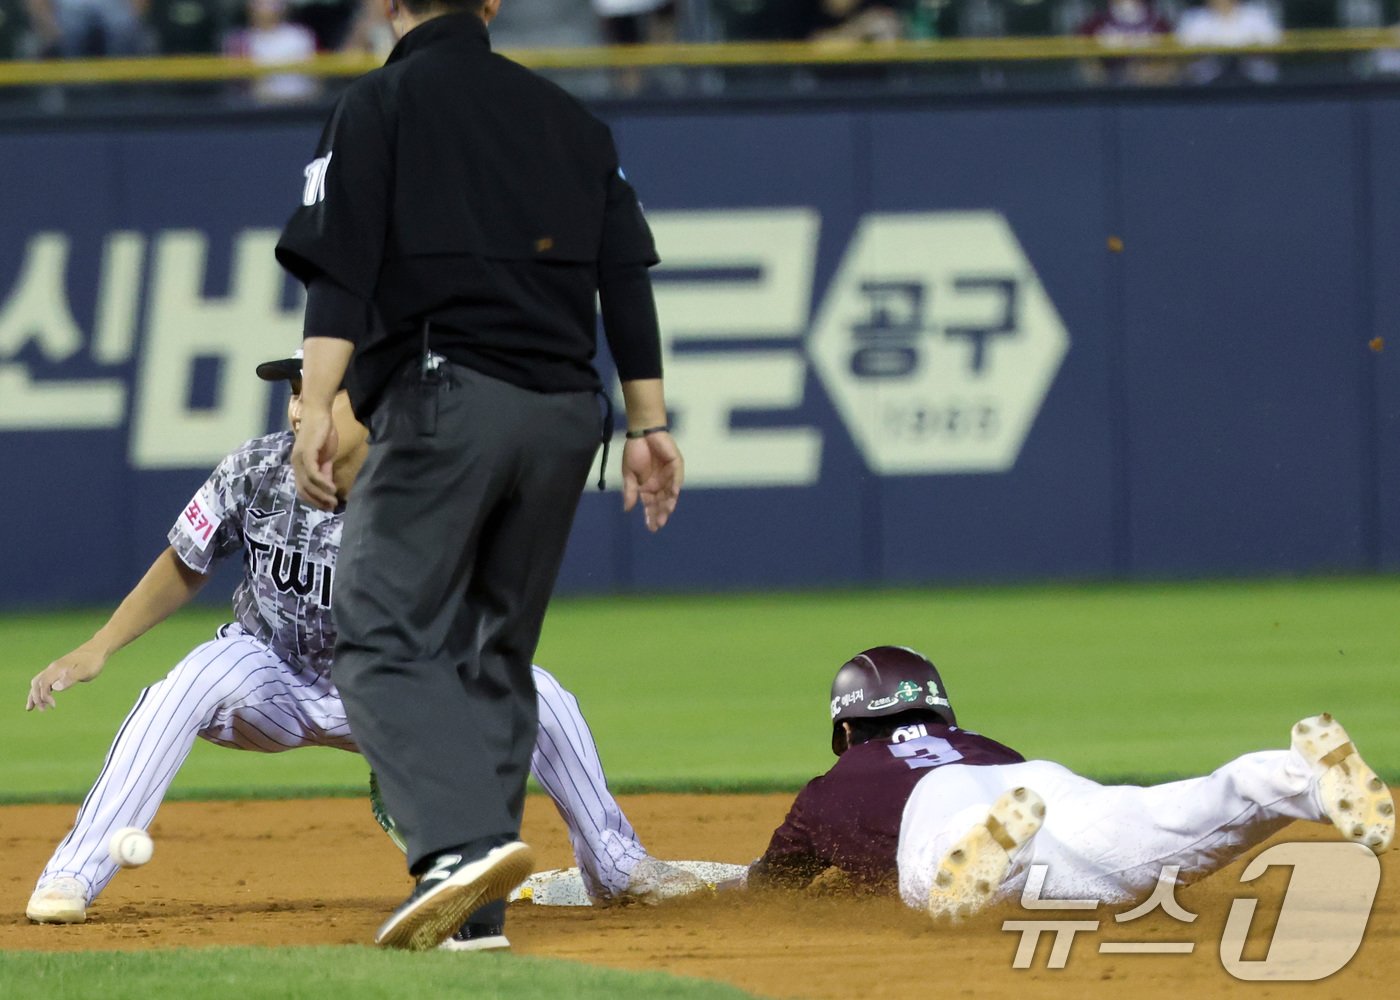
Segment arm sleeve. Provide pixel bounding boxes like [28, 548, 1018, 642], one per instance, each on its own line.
[167, 454, 247, 574]
[304, 274, 373, 346]
[276, 83, 393, 298]
[598, 260, 663, 381]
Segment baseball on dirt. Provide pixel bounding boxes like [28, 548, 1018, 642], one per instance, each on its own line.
[108, 827, 154, 868]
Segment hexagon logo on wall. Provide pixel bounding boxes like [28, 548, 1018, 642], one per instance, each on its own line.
[809, 212, 1069, 475]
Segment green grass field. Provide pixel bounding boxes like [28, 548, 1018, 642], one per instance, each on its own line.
[3, 576, 1397, 804]
[0, 947, 760, 999]
[4, 578, 1396, 996]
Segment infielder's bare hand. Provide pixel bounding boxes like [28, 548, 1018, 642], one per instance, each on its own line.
[28, 645, 106, 712]
[292, 403, 339, 511]
[622, 433, 683, 532]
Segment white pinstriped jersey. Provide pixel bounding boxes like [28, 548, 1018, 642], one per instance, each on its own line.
[169, 431, 340, 675]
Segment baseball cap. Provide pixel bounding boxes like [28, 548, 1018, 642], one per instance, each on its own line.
[256, 348, 303, 384]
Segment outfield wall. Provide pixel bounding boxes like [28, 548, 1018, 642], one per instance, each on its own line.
[2, 86, 1398, 607]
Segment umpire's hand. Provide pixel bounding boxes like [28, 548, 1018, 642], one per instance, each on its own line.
[622, 432, 683, 532]
[292, 402, 340, 511]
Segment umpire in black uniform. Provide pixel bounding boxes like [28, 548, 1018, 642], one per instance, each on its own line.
[275, 0, 682, 951]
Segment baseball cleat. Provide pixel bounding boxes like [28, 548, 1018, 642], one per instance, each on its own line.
[438, 920, 511, 953]
[927, 786, 1045, 922]
[26, 877, 87, 924]
[1292, 714, 1394, 854]
[375, 841, 534, 951]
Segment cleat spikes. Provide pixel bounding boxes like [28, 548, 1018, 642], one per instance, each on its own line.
[927, 787, 1045, 923]
[1291, 715, 1393, 856]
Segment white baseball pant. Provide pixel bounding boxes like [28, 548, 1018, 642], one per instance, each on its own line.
[897, 749, 1325, 908]
[35, 625, 651, 903]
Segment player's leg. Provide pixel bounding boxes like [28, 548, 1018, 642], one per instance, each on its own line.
[28, 629, 302, 923]
[924, 786, 1046, 920]
[528, 665, 703, 903]
[900, 717, 1393, 917]
[1014, 714, 1393, 903]
[425, 394, 599, 947]
[372, 664, 700, 952]
[334, 370, 596, 950]
[897, 763, 1047, 916]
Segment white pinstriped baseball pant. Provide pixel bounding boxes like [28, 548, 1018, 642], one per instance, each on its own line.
[35, 625, 650, 903]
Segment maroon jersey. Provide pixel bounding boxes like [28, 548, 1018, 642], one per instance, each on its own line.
[1077, 8, 1171, 41]
[751, 723, 1024, 891]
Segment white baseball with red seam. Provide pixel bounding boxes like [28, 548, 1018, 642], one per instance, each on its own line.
[108, 827, 154, 868]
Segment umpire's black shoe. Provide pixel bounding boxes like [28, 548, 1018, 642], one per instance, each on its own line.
[375, 841, 534, 951]
[439, 921, 511, 952]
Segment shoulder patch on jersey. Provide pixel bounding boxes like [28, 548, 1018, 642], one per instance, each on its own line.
[176, 488, 222, 552]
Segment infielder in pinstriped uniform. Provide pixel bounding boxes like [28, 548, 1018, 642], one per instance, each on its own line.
[25, 358, 699, 946]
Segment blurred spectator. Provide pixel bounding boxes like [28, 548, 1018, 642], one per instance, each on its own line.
[340, 0, 391, 56]
[709, 0, 801, 39]
[810, 0, 901, 41]
[902, 0, 948, 38]
[148, 0, 224, 54]
[1367, 14, 1400, 75]
[590, 0, 677, 99]
[23, 0, 154, 56]
[712, 0, 900, 41]
[594, 0, 676, 45]
[1175, 0, 1282, 83]
[2, 0, 35, 58]
[1080, 0, 1170, 42]
[345, 0, 605, 56]
[224, 0, 317, 102]
[1077, 0, 1176, 84]
[489, 0, 603, 46]
[287, 0, 355, 50]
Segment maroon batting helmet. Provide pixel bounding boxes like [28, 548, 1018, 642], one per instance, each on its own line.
[829, 646, 956, 755]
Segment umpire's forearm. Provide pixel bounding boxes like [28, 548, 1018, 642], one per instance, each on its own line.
[89, 548, 208, 657]
[620, 379, 668, 432]
[299, 337, 354, 409]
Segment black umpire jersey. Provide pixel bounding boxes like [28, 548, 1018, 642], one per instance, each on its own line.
[276, 12, 662, 418]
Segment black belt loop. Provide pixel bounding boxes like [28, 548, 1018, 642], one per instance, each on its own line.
[419, 319, 431, 381]
[596, 390, 614, 492]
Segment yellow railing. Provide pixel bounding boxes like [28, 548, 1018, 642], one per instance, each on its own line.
[0, 29, 1397, 87]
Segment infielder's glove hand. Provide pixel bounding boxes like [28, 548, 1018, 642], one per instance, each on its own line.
[27, 644, 107, 712]
[369, 771, 408, 853]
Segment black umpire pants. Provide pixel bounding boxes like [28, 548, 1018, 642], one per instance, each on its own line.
[333, 360, 599, 876]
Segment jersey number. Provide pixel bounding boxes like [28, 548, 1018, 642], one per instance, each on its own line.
[887, 735, 965, 770]
[302, 152, 333, 207]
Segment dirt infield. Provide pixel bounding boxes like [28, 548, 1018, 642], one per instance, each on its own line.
[3, 793, 1396, 999]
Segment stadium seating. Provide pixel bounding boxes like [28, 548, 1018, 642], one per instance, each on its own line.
[683, 0, 1400, 43]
